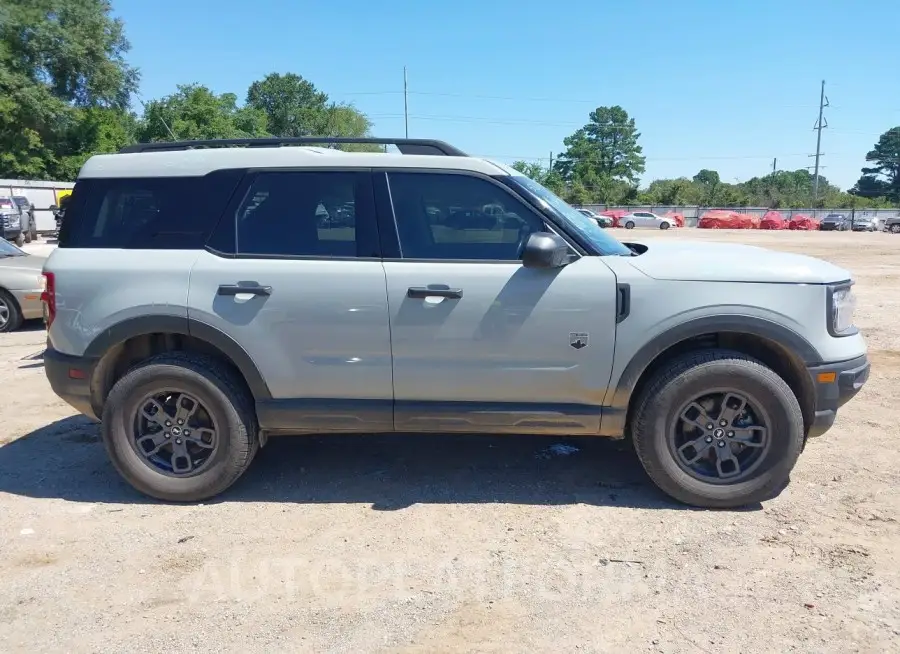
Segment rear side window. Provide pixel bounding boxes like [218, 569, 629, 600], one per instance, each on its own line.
[58, 171, 242, 249]
[224, 171, 377, 258]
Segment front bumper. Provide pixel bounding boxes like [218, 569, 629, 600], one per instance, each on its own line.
[806, 354, 870, 438]
[44, 345, 100, 420]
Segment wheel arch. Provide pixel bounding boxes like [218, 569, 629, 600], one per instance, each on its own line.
[85, 316, 271, 416]
[601, 316, 820, 438]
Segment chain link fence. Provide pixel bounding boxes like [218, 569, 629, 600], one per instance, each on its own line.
[579, 205, 900, 228]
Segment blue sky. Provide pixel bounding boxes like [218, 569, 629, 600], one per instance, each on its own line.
[115, 0, 899, 190]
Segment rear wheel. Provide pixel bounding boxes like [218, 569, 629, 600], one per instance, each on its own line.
[631, 349, 804, 508]
[625, 220, 635, 229]
[101, 352, 259, 502]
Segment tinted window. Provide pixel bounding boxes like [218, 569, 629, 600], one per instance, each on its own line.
[387, 172, 544, 260]
[59, 172, 242, 249]
[234, 171, 365, 257]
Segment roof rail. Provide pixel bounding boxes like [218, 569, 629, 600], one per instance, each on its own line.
[118, 137, 467, 156]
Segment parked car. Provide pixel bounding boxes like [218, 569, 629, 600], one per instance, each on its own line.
[852, 217, 878, 232]
[12, 196, 39, 243]
[42, 136, 869, 509]
[819, 213, 850, 231]
[0, 237, 45, 332]
[619, 211, 676, 230]
[0, 196, 26, 246]
[576, 208, 613, 228]
[884, 216, 900, 234]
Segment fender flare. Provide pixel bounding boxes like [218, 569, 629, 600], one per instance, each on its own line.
[607, 314, 822, 415]
[84, 315, 271, 400]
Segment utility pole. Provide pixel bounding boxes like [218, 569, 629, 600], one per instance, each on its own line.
[811, 80, 829, 203]
[403, 66, 409, 138]
[549, 152, 553, 170]
[772, 157, 777, 173]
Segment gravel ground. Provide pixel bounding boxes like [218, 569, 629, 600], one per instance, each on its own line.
[1, 230, 898, 653]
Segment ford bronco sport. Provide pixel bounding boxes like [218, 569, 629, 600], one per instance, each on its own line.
[41, 137, 870, 508]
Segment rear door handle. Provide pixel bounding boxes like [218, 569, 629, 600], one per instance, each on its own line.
[407, 287, 463, 299]
[218, 284, 272, 297]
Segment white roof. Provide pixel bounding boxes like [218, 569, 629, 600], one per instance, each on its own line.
[77, 146, 514, 179]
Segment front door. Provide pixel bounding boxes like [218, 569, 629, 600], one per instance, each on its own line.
[378, 170, 619, 435]
[187, 169, 394, 433]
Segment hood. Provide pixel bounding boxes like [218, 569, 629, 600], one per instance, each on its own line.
[622, 240, 850, 284]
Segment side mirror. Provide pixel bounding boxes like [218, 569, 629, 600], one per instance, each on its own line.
[49, 204, 58, 212]
[522, 232, 571, 269]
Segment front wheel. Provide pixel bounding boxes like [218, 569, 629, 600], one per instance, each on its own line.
[891, 224, 900, 234]
[625, 220, 635, 229]
[101, 353, 259, 502]
[0, 289, 23, 332]
[659, 221, 670, 230]
[631, 349, 804, 508]
[14, 234, 24, 247]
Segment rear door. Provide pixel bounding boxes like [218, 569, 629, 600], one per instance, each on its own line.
[187, 168, 394, 433]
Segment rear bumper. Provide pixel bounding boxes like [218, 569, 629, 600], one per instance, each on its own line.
[806, 354, 870, 438]
[44, 346, 99, 420]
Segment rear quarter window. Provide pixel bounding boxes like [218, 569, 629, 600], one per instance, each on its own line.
[59, 170, 243, 249]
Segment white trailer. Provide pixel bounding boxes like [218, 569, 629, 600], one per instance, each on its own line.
[0, 178, 75, 235]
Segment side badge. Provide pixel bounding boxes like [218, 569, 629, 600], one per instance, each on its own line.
[570, 332, 589, 350]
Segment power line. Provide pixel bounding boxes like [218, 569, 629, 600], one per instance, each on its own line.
[331, 89, 824, 109]
[476, 152, 832, 163]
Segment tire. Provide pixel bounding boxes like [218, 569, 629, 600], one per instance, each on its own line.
[101, 352, 259, 502]
[14, 234, 24, 247]
[625, 221, 635, 229]
[659, 222, 670, 230]
[23, 228, 31, 244]
[891, 224, 900, 234]
[631, 349, 804, 508]
[0, 289, 23, 333]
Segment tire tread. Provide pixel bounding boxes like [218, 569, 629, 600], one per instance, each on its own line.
[631, 348, 804, 508]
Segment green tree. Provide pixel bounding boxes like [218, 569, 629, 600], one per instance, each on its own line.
[245, 72, 376, 150]
[554, 106, 646, 187]
[511, 160, 547, 181]
[136, 84, 268, 142]
[851, 127, 900, 202]
[246, 73, 328, 137]
[0, 0, 138, 178]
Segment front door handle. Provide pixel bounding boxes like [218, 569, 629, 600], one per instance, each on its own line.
[407, 287, 463, 299]
[218, 284, 272, 297]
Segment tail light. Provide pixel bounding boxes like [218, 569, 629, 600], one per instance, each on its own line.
[40, 272, 56, 327]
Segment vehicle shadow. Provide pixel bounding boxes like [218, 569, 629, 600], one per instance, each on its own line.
[0, 416, 765, 511]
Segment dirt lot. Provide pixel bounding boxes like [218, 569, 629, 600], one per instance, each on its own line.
[1, 230, 898, 653]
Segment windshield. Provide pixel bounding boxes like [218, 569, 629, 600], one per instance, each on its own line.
[508, 175, 633, 256]
[0, 238, 25, 257]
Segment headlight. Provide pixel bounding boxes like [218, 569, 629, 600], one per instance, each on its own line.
[829, 285, 857, 336]
[8, 215, 20, 227]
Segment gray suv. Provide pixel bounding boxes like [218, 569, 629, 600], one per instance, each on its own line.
[41, 137, 870, 508]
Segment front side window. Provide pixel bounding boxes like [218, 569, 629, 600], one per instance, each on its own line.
[235, 171, 361, 257]
[387, 172, 544, 260]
